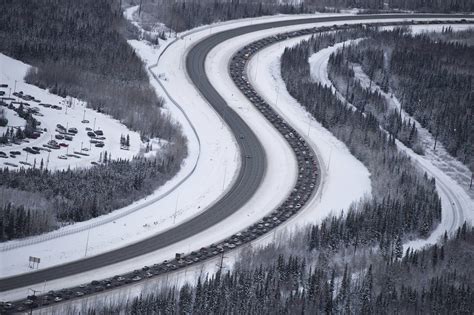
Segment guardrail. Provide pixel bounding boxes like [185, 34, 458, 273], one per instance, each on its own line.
[0, 26, 203, 254]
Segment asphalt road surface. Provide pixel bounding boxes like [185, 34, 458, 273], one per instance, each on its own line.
[0, 13, 470, 293]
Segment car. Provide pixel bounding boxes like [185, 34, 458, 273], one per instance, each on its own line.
[87, 131, 96, 137]
[75, 291, 85, 297]
[64, 135, 73, 141]
[68, 127, 78, 134]
[132, 276, 142, 281]
[55, 134, 65, 140]
[81, 119, 90, 123]
[94, 286, 105, 292]
[54, 297, 63, 302]
[95, 142, 105, 148]
[94, 130, 104, 136]
[59, 143, 69, 147]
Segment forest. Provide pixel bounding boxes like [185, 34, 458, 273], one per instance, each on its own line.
[0, 0, 187, 241]
[0, 138, 187, 241]
[0, 0, 179, 140]
[328, 45, 424, 153]
[85, 224, 474, 314]
[281, 29, 442, 244]
[340, 27, 474, 173]
[134, 0, 310, 33]
[131, 0, 473, 33]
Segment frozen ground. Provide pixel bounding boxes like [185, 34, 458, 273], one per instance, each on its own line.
[308, 24, 474, 250]
[0, 54, 143, 170]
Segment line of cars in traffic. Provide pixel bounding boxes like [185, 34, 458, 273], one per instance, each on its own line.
[2, 18, 472, 314]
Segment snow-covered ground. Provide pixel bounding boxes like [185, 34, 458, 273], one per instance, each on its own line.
[0, 54, 143, 170]
[246, 38, 372, 227]
[308, 25, 474, 250]
[350, 62, 473, 249]
[3, 14, 470, 304]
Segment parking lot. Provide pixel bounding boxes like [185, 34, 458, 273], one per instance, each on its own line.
[0, 53, 143, 171]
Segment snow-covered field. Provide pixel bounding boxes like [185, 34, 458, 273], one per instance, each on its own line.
[3, 13, 471, 305]
[0, 54, 143, 170]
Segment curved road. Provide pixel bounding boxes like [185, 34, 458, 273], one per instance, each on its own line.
[0, 13, 470, 293]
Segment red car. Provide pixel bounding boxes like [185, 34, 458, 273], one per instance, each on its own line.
[59, 143, 69, 147]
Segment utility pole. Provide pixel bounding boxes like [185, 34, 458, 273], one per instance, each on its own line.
[84, 228, 91, 257]
[307, 114, 311, 137]
[275, 84, 280, 107]
[216, 252, 227, 281]
[27, 288, 41, 315]
[173, 193, 179, 224]
[254, 51, 260, 82]
[222, 163, 227, 192]
[327, 147, 332, 171]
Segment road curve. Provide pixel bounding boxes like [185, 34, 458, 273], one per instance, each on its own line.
[1, 13, 471, 293]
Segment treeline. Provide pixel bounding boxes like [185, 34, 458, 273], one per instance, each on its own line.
[0, 0, 178, 140]
[136, 0, 472, 33]
[386, 0, 474, 12]
[304, 0, 473, 12]
[344, 28, 474, 172]
[87, 225, 474, 314]
[281, 29, 441, 245]
[0, 139, 186, 240]
[136, 0, 311, 32]
[0, 203, 56, 241]
[328, 46, 423, 153]
[0, 104, 39, 144]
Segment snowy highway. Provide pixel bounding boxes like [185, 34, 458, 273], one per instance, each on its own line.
[1, 14, 473, 310]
